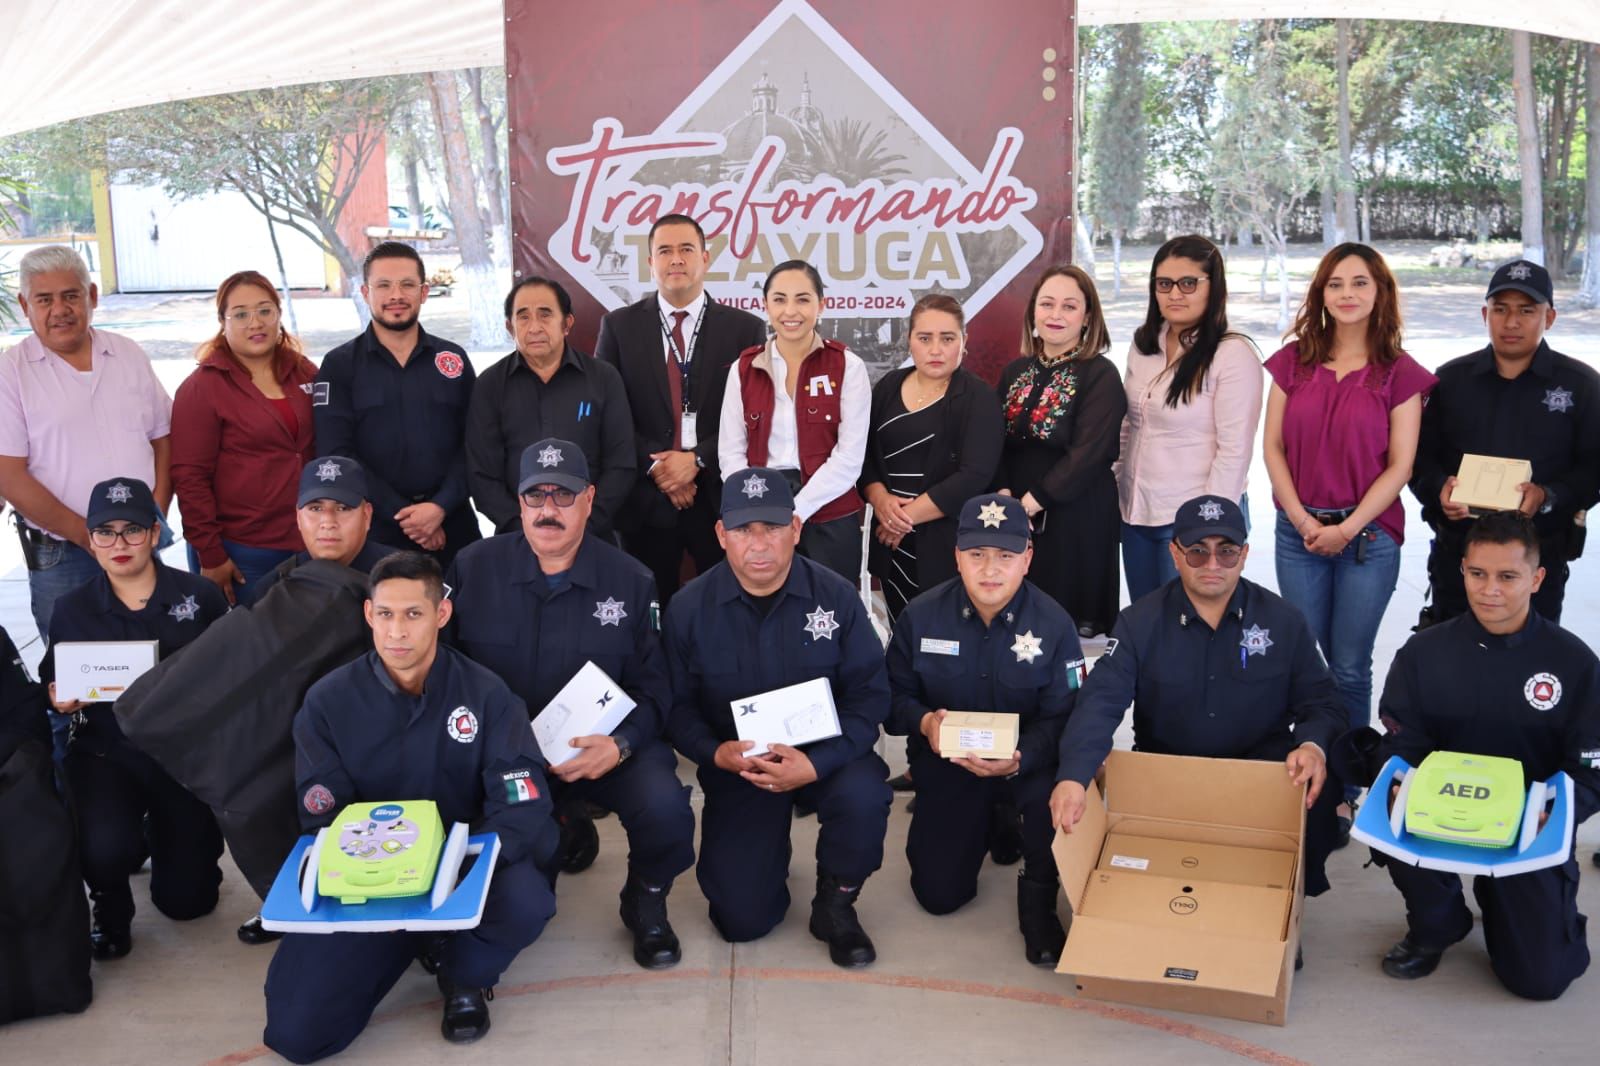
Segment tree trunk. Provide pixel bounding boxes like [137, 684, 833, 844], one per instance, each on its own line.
[1334, 20, 1358, 243]
[402, 140, 426, 230]
[1073, 214, 1097, 276]
[466, 69, 510, 271]
[1511, 30, 1546, 265]
[1272, 236, 1291, 332]
[1111, 228, 1123, 298]
[1581, 45, 1600, 308]
[427, 71, 502, 350]
[1320, 185, 1336, 248]
[264, 210, 299, 336]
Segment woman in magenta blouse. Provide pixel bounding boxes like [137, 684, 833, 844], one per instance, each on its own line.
[1263, 243, 1435, 817]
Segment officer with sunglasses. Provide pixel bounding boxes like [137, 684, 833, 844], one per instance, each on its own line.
[444, 439, 694, 970]
[39, 477, 229, 959]
[1050, 494, 1346, 903]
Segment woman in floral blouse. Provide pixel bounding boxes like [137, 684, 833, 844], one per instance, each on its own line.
[996, 265, 1126, 636]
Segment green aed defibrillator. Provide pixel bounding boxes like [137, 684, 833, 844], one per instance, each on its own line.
[317, 801, 447, 904]
[1403, 752, 1527, 848]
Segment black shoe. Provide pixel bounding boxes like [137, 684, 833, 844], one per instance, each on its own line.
[415, 933, 445, 975]
[888, 773, 914, 793]
[90, 923, 132, 960]
[809, 872, 876, 968]
[1017, 875, 1066, 967]
[583, 800, 613, 820]
[437, 974, 492, 1044]
[1381, 936, 1451, 980]
[236, 914, 283, 946]
[1333, 801, 1356, 851]
[558, 810, 600, 874]
[987, 800, 1024, 866]
[1296, 945, 1304, 971]
[619, 875, 681, 970]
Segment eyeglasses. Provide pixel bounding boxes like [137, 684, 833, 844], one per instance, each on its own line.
[225, 307, 280, 324]
[1181, 544, 1243, 569]
[89, 524, 150, 548]
[1154, 276, 1206, 294]
[369, 280, 423, 294]
[522, 487, 578, 509]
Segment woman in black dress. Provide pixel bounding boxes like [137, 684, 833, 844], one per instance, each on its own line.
[861, 295, 1003, 620]
[996, 266, 1125, 636]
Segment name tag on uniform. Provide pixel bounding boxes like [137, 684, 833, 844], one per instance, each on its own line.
[681, 409, 698, 452]
[920, 638, 960, 656]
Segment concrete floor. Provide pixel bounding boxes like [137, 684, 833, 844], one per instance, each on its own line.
[2, 293, 1598, 1063]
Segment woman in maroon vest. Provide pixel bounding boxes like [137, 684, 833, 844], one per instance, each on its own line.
[996, 265, 1126, 637]
[718, 260, 871, 582]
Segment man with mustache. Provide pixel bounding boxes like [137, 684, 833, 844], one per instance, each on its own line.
[312, 243, 480, 565]
[446, 439, 694, 969]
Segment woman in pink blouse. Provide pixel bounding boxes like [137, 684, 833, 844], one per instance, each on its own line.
[1118, 235, 1264, 601]
[1263, 243, 1435, 817]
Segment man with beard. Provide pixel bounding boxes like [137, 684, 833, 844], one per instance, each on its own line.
[313, 243, 480, 565]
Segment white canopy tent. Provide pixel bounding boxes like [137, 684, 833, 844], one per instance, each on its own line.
[2, 0, 1597, 138]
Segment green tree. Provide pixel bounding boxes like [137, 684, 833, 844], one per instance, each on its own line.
[1089, 24, 1147, 296]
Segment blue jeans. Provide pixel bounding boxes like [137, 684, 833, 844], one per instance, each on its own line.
[23, 536, 101, 760]
[1274, 513, 1400, 797]
[1122, 521, 1178, 603]
[184, 540, 295, 606]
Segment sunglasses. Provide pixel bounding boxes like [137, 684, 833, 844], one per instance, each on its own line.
[522, 487, 578, 509]
[1181, 544, 1243, 569]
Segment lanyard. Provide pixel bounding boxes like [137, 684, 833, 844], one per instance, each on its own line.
[660, 302, 707, 409]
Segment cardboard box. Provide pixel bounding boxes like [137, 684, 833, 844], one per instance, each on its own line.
[1054, 751, 1306, 1026]
[534, 661, 636, 766]
[1453, 454, 1533, 512]
[732, 677, 841, 757]
[938, 711, 1019, 760]
[52, 640, 160, 702]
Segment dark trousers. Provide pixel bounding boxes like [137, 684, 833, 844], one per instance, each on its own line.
[63, 742, 223, 931]
[262, 855, 555, 1064]
[622, 496, 724, 605]
[695, 752, 890, 942]
[551, 741, 695, 887]
[905, 750, 1053, 915]
[799, 511, 863, 585]
[1380, 853, 1588, 1000]
[1426, 525, 1570, 623]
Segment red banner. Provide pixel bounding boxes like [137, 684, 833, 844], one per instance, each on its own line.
[506, 0, 1075, 381]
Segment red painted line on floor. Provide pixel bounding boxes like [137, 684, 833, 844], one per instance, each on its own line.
[200, 966, 1307, 1066]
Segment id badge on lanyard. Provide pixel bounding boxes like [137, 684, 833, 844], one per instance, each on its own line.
[663, 304, 707, 450]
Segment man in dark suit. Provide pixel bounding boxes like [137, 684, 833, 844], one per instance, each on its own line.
[596, 214, 767, 602]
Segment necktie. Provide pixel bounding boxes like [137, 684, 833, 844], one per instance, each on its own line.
[669, 310, 688, 449]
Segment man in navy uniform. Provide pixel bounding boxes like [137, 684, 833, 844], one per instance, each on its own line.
[1412, 259, 1600, 624]
[446, 438, 695, 970]
[886, 493, 1083, 966]
[41, 477, 229, 959]
[595, 213, 767, 602]
[313, 242, 480, 564]
[1372, 511, 1598, 999]
[250, 455, 400, 600]
[664, 467, 892, 967]
[1050, 495, 1344, 900]
[262, 552, 559, 1061]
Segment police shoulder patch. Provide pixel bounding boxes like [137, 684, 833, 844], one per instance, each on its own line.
[502, 769, 539, 803]
[447, 706, 479, 742]
[303, 784, 335, 815]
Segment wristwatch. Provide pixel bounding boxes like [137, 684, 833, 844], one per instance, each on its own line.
[1538, 485, 1556, 515]
[614, 734, 633, 765]
[694, 454, 706, 470]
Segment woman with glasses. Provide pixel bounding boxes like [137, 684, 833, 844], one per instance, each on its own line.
[171, 271, 317, 605]
[41, 477, 230, 959]
[996, 266, 1125, 637]
[1263, 243, 1435, 828]
[1118, 236, 1263, 602]
[860, 294, 1003, 621]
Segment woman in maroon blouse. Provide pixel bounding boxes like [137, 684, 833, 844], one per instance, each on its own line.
[1262, 243, 1435, 819]
[171, 271, 317, 605]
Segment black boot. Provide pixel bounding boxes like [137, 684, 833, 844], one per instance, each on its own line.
[89, 895, 132, 960]
[987, 800, 1024, 866]
[236, 914, 283, 946]
[558, 809, 600, 873]
[808, 872, 876, 968]
[619, 874, 681, 970]
[437, 973, 492, 1044]
[1017, 873, 1066, 967]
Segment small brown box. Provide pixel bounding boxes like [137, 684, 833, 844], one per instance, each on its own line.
[1453, 454, 1533, 512]
[938, 711, 1019, 760]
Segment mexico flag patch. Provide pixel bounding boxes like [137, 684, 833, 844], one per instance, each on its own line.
[502, 769, 540, 803]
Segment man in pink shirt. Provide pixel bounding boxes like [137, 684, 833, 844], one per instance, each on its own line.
[0, 247, 173, 648]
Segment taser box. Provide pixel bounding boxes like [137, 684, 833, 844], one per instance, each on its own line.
[317, 801, 446, 904]
[939, 711, 1020, 760]
[1453, 454, 1533, 512]
[1404, 751, 1526, 848]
